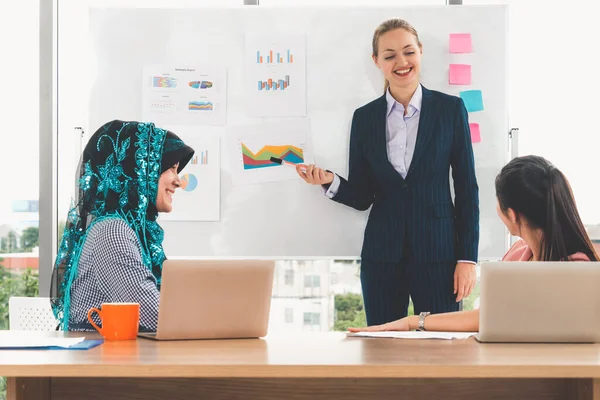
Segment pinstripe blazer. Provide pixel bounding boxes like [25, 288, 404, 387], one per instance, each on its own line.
[333, 86, 479, 264]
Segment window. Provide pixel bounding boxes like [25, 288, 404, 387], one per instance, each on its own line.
[0, 0, 40, 320]
[331, 272, 339, 285]
[284, 269, 294, 286]
[285, 307, 294, 323]
[11, 200, 39, 213]
[462, 0, 599, 226]
[1, 0, 40, 396]
[459, 0, 599, 309]
[304, 275, 321, 288]
[303, 312, 321, 326]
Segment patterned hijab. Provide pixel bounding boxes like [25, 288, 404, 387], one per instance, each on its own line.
[51, 120, 194, 329]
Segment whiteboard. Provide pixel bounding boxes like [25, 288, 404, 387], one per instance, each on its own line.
[88, 5, 508, 259]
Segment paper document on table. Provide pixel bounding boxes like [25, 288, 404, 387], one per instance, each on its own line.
[0, 331, 86, 348]
[346, 331, 477, 340]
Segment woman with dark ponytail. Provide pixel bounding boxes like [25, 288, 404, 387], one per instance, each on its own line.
[349, 155, 598, 333]
[495, 156, 598, 263]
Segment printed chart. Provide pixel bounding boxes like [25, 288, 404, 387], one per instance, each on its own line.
[143, 66, 227, 126]
[242, 144, 304, 170]
[245, 34, 306, 117]
[230, 120, 312, 185]
[159, 127, 220, 221]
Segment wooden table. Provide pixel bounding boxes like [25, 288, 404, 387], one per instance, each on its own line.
[2, 332, 600, 399]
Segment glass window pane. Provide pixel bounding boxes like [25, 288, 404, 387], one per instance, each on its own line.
[303, 275, 312, 288]
[270, 261, 361, 332]
[461, 0, 599, 227]
[0, 0, 40, 317]
[284, 269, 294, 285]
[284, 307, 294, 323]
[0, 0, 40, 396]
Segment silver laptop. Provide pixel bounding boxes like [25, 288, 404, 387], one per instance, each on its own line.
[138, 259, 275, 340]
[476, 261, 600, 343]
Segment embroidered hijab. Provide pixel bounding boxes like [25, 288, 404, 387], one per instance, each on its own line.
[51, 120, 194, 329]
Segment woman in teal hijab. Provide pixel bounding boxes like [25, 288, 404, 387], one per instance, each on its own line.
[51, 120, 194, 331]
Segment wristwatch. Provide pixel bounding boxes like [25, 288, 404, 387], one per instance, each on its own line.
[417, 312, 430, 331]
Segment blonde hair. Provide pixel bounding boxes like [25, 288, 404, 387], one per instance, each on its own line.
[372, 19, 422, 93]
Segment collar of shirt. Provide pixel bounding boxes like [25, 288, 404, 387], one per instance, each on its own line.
[386, 84, 422, 118]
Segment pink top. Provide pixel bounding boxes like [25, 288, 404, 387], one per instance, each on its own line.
[502, 239, 591, 262]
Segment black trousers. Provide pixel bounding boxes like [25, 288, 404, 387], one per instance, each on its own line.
[360, 249, 460, 326]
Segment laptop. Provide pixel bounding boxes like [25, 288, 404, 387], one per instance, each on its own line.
[138, 259, 275, 340]
[476, 261, 600, 343]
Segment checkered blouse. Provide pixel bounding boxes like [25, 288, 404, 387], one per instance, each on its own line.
[67, 218, 160, 332]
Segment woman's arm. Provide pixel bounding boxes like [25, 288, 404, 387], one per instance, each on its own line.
[349, 310, 480, 333]
[450, 98, 480, 262]
[330, 110, 375, 211]
[408, 310, 480, 332]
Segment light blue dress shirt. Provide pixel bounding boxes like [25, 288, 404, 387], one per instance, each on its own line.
[326, 84, 422, 196]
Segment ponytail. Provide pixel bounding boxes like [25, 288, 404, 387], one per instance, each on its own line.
[541, 167, 599, 261]
[541, 168, 569, 261]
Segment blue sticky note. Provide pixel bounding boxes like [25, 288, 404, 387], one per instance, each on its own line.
[460, 90, 484, 112]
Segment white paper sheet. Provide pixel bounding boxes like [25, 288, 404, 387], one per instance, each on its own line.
[346, 331, 478, 340]
[142, 65, 227, 126]
[229, 119, 313, 185]
[159, 127, 221, 222]
[245, 34, 306, 117]
[0, 331, 85, 348]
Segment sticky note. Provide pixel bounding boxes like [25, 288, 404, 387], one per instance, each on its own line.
[449, 64, 471, 85]
[460, 90, 484, 112]
[449, 33, 472, 53]
[469, 123, 481, 143]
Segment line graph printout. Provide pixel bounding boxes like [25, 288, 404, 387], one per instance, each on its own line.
[230, 120, 313, 185]
[142, 65, 227, 126]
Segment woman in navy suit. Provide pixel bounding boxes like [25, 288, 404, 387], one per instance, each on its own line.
[297, 19, 479, 326]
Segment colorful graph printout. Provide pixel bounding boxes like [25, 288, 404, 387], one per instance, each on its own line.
[143, 65, 227, 126]
[159, 127, 220, 222]
[230, 120, 313, 185]
[245, 34, 306, 117]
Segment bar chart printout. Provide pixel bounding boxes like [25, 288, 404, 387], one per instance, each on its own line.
[245, 34, 306, 117]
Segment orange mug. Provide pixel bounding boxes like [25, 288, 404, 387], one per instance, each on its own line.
[87, 303, 140, 340]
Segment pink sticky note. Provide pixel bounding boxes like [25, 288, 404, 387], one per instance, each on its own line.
[449, 64, 471, 85]
[469, 123, 481, 143]
[449, 33, 472, 53]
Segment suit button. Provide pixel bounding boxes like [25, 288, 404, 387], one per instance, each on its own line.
[401, 183, 408, 189]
